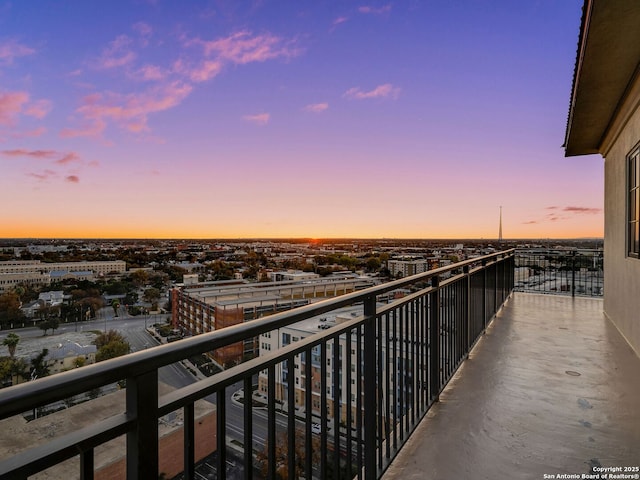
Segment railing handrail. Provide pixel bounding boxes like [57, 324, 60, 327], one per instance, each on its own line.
[0, 249, 514, 420]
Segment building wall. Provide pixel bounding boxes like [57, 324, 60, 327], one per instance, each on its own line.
[603, 75, 640, 357]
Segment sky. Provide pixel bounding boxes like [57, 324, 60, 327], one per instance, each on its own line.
[0, 0, 603, 239]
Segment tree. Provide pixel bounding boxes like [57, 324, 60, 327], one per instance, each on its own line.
[256, 427, 320, 479]
[94, 330, 130, 362]
[111, 299, 121, 317]
[38, 320, 51, 336]
[30, 349, 50, 379]
[0, 291, 26, 328]
[143, 287, 161, 310]
[129, 270, 149, 288]
[3, 333, 19, 358]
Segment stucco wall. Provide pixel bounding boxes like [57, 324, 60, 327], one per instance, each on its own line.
[603, 85, 640, 357]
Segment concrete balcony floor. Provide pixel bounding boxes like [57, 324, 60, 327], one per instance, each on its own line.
[383, 292, 640, 480]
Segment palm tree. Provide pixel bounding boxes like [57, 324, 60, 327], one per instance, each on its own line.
[2, 333, 19, 358]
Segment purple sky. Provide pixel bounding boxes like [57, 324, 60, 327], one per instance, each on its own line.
[0, 0, 603, 239]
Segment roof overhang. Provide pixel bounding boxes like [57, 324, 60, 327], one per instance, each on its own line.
[564, 0, 640, 157]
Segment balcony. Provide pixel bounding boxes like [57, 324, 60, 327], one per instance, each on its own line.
[0, 249, 637, 479]
[383, 292, 640, 479]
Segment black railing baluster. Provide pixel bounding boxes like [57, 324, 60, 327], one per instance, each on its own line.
[217, 390, 226, 480]
[267, 364, 276, 480]
[430, 276, 440, 402]
[304, 347, 313, 479]
[184, 402, 194, 480]
[345, 328, 353, 479]
[363, 294, 377, 480]
[80, 449, 93, 480]
[287, 356, 296, 478]
[320, 339, 328, 479]
[126, 370, 158, 480]
[243, 376, 253, 480]
[333, 337, 341, 478]
[356, 323, 363, 475]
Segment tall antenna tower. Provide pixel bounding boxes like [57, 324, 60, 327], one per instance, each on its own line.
[498, 206, 503, 242]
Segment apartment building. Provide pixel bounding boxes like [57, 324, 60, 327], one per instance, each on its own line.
[0, 260, 126, 292]
[172, 274, 374, 366]
[387, 259, 434, 277]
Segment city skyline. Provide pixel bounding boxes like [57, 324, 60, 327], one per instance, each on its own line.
[0, 1, 603, 239]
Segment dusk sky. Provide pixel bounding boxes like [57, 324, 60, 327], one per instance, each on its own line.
[0, 1, 603, 239]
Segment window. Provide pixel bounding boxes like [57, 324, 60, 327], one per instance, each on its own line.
[629, 145, 640, 258]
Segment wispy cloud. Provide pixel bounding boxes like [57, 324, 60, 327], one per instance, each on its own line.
[185, 30, 300, 65]
[304, 102, 328, 113]
[2, 148, 82, 164]
[563, 206, 601, 214]
[331, 16, 349, 29]
[96, 34, 136, 69]
[61, 81, 193, 138]
[134, 64, 167, 81]
[132, 21, 153, 45]
[70, 28, 299, 140]
[243, 113, 270, 125]
[24, 99, 52, 119]
[173, 58, 223, 83]
[358, 5, 392, 15]
[3, 149, 85, 183]
[2, 149, 58, 159]
[344, 83, 400, 100]
[27, 169, 57, 182]
[0, 90, 29, 125]
[11, 126, 47, 139]
[0, 39, 35, 65]
[524, 205, 602, 225]
[56, 152, 81, 165]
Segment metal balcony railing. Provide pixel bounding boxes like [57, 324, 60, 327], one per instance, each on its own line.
[514, 248, 603, 297]
[0, 250, 515, 480]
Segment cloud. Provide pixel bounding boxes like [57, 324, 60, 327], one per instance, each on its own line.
[2, 148, 82, 165]
[243, 113, 270, 125]
[2, 149, 58, 159]
[11, 126, 47, 139]
[522, 220, 538, 225]
[358, 5, 392, 15]
[27, 170, 57, 181]
[132, 22, 153, 40]
[563, 206, 602, 214]
[96, 34, 136, 69]
[331, 17, 349, 27]
[134, 64, 167, 81]
[24, 99, 52, 119]
[0, 40, 35, 65]
[0, 90, 29, 125]
[61, 81, 193, 138]
[304, 102, 328, 113]
[174, 58, 223, 83]
[56, 152, 81, 165]
[186, 30, 300, 65]
[4, 149, 85, 183]
[344, 83, 400, 100]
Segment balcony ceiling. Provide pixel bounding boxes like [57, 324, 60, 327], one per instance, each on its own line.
[564, 0, 640, 156]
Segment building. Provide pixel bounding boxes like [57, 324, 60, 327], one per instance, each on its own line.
[564, 0, 640, 355]
[0, 260, 126, 292]
[387, 260, 432, 278]
[172, 274, 374, 366]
